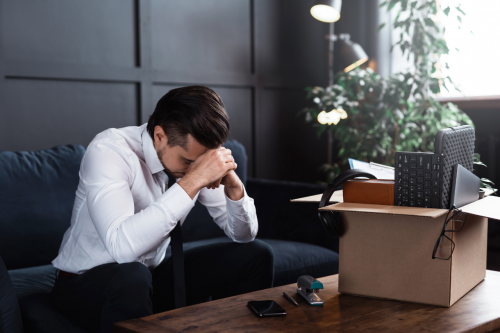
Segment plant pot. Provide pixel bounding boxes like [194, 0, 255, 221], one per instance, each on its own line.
[479, 189, 485, 199]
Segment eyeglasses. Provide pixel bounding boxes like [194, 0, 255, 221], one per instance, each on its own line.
[432, 206, 467, 260]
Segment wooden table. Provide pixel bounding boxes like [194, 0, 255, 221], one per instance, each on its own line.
[114, 270, 500, 333]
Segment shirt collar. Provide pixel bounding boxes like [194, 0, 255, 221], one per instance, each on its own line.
[141, 128, 164, 174]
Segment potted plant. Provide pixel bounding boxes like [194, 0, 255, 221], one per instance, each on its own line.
[474, 153, 496, 198]
[301, 0, 473, 183]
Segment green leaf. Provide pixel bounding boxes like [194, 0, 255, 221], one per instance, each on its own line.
[481, 178, 496, 186]
[457, 15, 462, 23]
[401, 0, 409, 11]
[417, 3, 427, 10]
[388, 0, 399, 11]
[480, 183, 494, 191]
[456, 6, 466, 16]
[394, 10, 401, 24]
[424, 17, 440, 32]
[376, 23, 386, 33]
[379, 1, 387, 8]
[443, 6, 450, 16]
[475, 161, 487, 168]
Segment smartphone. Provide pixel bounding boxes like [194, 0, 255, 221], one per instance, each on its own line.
[247, 300, 287, 317]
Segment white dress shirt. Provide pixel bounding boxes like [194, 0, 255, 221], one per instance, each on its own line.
[52, 124, 258, 274]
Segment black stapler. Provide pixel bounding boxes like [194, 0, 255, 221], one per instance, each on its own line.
[297, 275, 324, 306]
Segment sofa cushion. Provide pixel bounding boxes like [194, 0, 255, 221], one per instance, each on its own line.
[166, 237, 339, 287]
[246, 178, 340, 254]
[260, 239, 339, 287]
[0, 145, 85, 270]
[9, 265, 89, 333]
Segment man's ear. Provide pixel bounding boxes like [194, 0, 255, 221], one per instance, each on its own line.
[154, 125, 168, 146]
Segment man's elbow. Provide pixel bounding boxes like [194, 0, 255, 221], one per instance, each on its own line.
[106, 235, 141, 264]
[233, 235, 256, 243]
[232, 223, 258, 243]
[107, 245, 137, 264]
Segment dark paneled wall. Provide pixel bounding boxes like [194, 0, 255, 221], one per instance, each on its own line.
[463, 108, 500, 186]
[0, 0, 332, 182]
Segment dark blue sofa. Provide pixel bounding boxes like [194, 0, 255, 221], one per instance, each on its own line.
[0, 140, 339, 332]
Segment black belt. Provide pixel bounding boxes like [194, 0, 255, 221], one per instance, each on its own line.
[58, 270, 78, 278]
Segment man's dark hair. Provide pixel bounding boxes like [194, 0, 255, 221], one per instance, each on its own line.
[147, 85, 230, 149]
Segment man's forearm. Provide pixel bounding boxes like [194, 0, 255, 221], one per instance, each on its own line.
[178, 174, 243, 201]
[177, 174, 204, 200]
[224, 182, 244, 201]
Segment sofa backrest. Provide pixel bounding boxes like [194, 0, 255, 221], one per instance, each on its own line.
[245, 178, 338, 253]
[0, 139, 248, 269]
[0, 145, 85, 270]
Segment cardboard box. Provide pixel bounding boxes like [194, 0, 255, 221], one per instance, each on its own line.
[293, 194, 500, 307]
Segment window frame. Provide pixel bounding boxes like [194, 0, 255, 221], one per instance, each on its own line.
[436, 95, 500, 110]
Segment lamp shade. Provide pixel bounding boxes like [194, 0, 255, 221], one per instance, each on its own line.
[339, 36, 368, 72]
[310, 0, 342, 23]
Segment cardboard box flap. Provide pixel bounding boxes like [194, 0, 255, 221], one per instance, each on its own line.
[291, 188, 496, 204]
[320, 202, 448, 218]
[291, 190, 343, 203]
[461, 196, 500, 221]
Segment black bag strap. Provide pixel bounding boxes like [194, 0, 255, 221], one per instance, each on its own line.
[319, 169, 377, 208]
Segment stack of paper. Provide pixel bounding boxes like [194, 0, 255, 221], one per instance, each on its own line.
[348, 158, 394, 180]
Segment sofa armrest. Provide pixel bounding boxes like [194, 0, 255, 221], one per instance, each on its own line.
[0, 255, 23, 333]
[246, 178, 339, 253]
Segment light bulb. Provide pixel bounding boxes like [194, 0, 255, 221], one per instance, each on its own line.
[317, 109, 347, 125]
[310, 5, 341, 23]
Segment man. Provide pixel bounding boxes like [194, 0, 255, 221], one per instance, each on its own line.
[51, 86, 274, 332]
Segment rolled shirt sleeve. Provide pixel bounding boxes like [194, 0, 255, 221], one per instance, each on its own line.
[197, 184, 258, 243]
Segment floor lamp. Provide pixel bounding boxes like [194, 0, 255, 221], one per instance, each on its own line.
[310, 0, 369, 166]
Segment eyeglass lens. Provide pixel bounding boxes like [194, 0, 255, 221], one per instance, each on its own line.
[434, 234, 455, 259]
[445, 211, 466, 232]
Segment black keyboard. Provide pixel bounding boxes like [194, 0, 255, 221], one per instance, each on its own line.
[394, 152, 444, 208]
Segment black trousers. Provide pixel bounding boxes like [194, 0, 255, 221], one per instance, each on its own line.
[51, 239, 274, 333]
